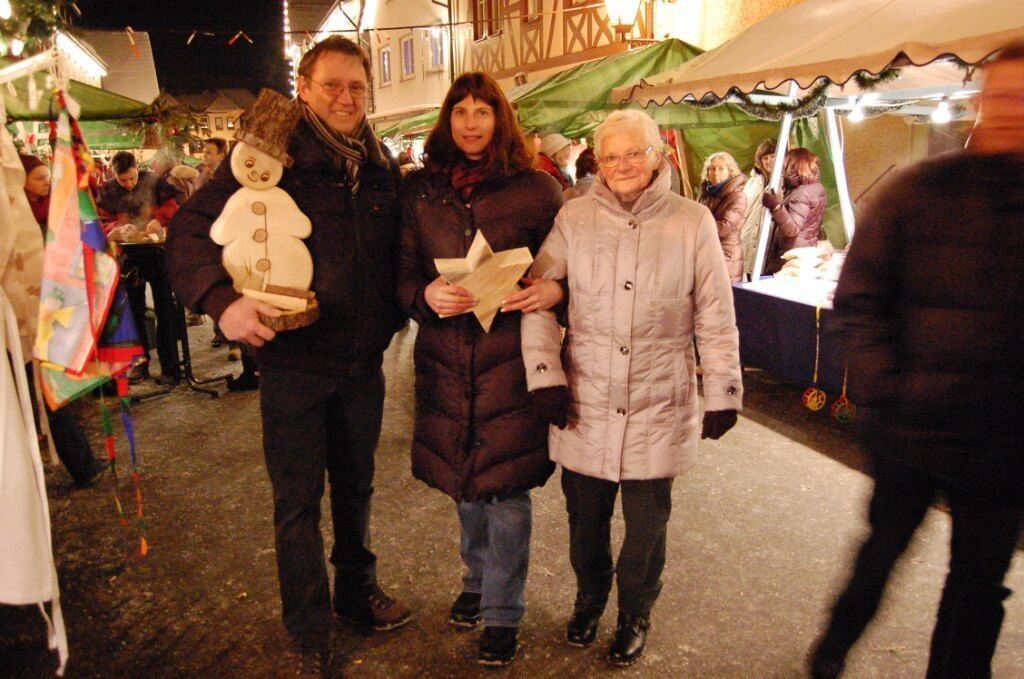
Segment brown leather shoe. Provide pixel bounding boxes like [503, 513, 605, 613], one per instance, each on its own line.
[334, 585, 412, 632]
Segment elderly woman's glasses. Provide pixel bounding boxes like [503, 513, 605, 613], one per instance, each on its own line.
[305, 76, 369, 100]
[598, 146, 653, 169]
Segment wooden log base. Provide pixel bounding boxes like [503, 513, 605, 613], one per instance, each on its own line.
[259, 297, 320, 332]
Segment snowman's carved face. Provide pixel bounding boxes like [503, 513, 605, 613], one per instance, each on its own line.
[230, 142, 284, 190]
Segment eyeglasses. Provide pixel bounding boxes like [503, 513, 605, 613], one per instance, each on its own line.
[598, 146, 653, 169]
[305, 76, 369, 100]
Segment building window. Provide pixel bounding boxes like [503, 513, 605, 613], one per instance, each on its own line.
[523, 0, 542, 22]
[474, 0, 498, 40]
[214, 117, 224, 131]
[401, 35, 415, 79]
[426, 27, 445, 72]
[380, 47, 392, 85]
[226, 117, 236, 130]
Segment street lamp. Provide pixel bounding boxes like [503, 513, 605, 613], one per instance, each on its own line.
[605, 0, 643, 40]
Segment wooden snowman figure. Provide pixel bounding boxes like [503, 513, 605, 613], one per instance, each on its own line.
[211, 89, 318, 329]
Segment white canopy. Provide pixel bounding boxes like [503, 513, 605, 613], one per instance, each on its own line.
[613, 0, 1024, 106]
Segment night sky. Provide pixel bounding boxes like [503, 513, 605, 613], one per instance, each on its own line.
[73, 0, 289, 95]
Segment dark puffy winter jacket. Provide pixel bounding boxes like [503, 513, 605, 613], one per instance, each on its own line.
[765, 179, 826, 273]
[834, 152, 1024, 495]
[398, 166, 563, 502]
[699, 173, 748, 283]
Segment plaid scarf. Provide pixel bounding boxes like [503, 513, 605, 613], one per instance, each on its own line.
[298, 100, 386, 194]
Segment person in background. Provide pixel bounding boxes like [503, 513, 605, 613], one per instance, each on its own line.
[98, 151, 183, 384]
[149, 151, 199, 202]
[537, 133, 574, 189]
[397, 71, 565, 668]
[760, 147, 827, 274]
[19, 153, 109, 489]
[809, 41, 1024, 679]
[193, 138, 227, 192]
[698, 151, 747, 284]
[739, 138, 777, 279]
[521, 109, 743, 667]
[563, 148, 597, 201]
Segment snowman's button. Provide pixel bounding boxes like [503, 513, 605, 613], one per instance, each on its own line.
[252, 229, 268, 243]
[256, 258, 271, 272]
[251, 201, 267, 215]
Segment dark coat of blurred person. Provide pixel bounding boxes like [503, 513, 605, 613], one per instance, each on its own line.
[698, 151, 748, 283]
[761, 147, 826, 273]
[809, 41, 1024, 679]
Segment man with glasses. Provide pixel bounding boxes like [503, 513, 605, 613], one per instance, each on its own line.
[167, 36, 408, 676]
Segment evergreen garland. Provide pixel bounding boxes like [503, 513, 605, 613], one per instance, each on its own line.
[0, 0, 73, 54]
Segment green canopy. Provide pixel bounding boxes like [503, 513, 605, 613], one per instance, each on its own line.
[2, 58, 150, 122]
[75, 120, 145, 150]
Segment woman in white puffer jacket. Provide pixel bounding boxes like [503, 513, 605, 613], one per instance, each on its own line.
[520, 109, 743, 667]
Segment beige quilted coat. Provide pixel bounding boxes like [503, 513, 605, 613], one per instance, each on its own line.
[521, 163, 743, 481]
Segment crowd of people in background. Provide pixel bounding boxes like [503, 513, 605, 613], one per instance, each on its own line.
[12, 32, 1024, 679]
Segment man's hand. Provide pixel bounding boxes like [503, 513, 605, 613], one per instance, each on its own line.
[501, 277, 564, 314]
[424, 276, 477, 316]
[218, 296, 281, 347]
[701, 409, 738, 440]
[108, 223, 140, 242]
[145, 219, 166, 238]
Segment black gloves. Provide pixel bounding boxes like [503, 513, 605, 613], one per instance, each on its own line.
[701, 409, 738, 440]
[531, 386, 569, 429]
[761, 189, 782, 211]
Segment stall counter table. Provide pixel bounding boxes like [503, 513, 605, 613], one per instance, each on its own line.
[733, 277, 846, 395]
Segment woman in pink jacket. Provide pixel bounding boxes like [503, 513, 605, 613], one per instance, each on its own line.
[521, 110, 744, 667]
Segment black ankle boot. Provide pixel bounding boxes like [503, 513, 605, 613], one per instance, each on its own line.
[567, 592, 606, 647]
[449, 591, 482, 628]
[478, 626, 518, 667]
[608, 613, 649, 667]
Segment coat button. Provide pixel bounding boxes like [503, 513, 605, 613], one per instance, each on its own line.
[629, 219, 638, 229]
[536, 363, 548, 373]
[623, 281, 633, 290]
[619, 346, 629, 355]
[464, 228, 473, 237]
[616, 408, 626, 416]
[465, 203, 472, 210]
[727, 385, 737, 395]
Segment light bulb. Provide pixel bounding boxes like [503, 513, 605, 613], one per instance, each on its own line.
[0, 0, 12, 20]
[931, 100, 952, 124]
[10, 38, 25, 56]
[848, 103, 865, 123]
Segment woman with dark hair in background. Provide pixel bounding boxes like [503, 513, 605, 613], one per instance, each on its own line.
[740, 138, 777, 278]
[563, 147, 598, 201]
[761, 147, 827, 274]
[397, 71, 565, 667]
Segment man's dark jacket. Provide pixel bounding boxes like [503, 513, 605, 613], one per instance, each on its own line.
[834, 152, 1024, 495]
[166, 119, 404, 374]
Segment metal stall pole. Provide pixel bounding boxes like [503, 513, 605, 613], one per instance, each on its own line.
[751, 83, 798, 280]
[824, 106, 856, 243]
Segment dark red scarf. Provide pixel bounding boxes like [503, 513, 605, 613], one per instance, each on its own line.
[450, 159, 488, 202]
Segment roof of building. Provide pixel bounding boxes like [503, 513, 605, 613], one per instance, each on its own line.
[72, 28, 161, 104]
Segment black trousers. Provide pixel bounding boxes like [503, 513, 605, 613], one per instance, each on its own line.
[122, 248, 179, 378]
[259, 362, 384, 648]
[25, 363, 100, 486]
[560, 468, 674, 618]
[817, 457, 1024, 679]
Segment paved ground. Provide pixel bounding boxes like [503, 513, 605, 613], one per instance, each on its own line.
[2, 321, 1023, 678]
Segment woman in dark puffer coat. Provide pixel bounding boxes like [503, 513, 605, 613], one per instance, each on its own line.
[397, 72, 564, 667]
[761, 147, 827, 273]
[698, 151, 748, 283]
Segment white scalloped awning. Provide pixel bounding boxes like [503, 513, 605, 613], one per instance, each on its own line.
[612, 0, 1024, 106]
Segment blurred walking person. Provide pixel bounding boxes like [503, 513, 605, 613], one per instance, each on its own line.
[810, 42, 1024, 679]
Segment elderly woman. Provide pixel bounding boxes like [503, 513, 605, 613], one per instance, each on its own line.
[739, 139, 777, 278]
[397, 71, 564, 668]
[521, 109, 744, 666]
[761, 147, 828, 273]
[698, 151, 747, 283]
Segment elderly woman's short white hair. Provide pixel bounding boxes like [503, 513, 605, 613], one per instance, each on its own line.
[593, 110, 661, 158]
[700, 151, 742, 182]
